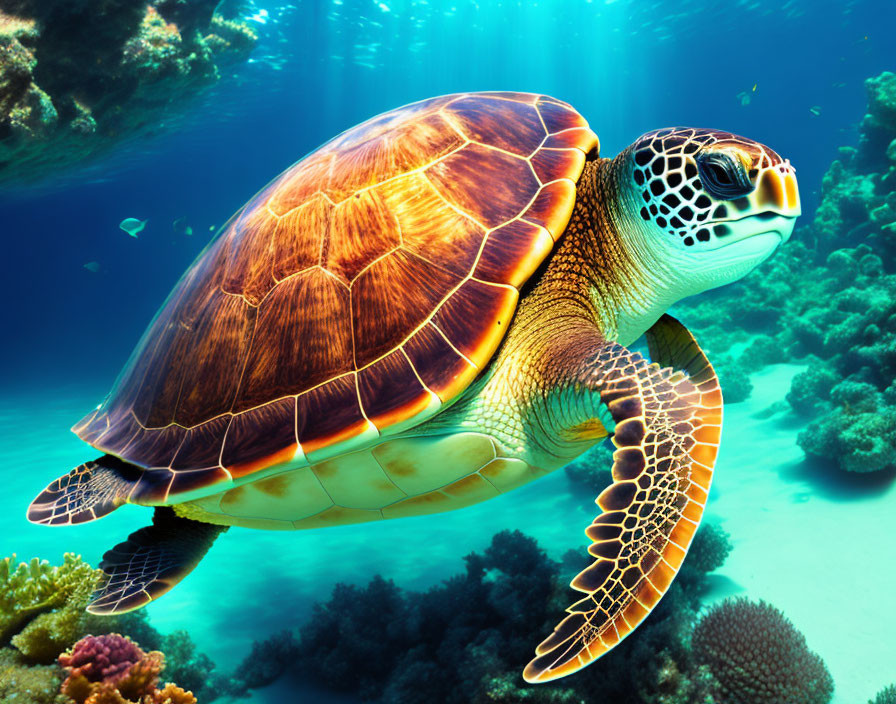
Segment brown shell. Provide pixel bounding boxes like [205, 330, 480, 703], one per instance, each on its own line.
[74, 92, 599, 504]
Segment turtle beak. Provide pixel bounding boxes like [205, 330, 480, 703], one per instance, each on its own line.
[709, 160, 800, 248]
[751, 159, 801, 219]
[741, 161, 800, 245]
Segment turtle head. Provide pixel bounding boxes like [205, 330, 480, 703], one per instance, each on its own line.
[617, 127, 800, 292]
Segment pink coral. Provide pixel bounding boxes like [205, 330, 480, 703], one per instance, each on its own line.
[58, 634, 194, 704]
[59, 634, 146, 684]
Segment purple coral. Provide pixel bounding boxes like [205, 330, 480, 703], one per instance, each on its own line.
[58, 633, 145, 684]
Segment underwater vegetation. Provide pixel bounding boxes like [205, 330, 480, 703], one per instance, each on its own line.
[0, 0, 256, 185]
[682, 70, 896, 475]
[203, 524, 834, 704]
[0, 554, 226, 702]
[870, 685, 896, 704]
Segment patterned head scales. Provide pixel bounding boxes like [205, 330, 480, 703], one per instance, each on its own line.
[628, 128, 800, 249]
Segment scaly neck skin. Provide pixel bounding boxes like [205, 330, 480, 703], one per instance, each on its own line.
[513, 155, 686, 349]
[437, 156, 692, 468]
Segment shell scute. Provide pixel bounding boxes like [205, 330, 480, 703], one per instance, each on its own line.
[76, 92, 595, 500]
[523, 179, 579, 240]
[536, 97, 589, 133]
[474, 220, 554, 289]
[270, 194, 330, 280]
[326, 111, 464, 203]
[351, 248, 461, 368]
[424, 143, 539, 228]
[222, 397, 297, 478]
[443, 96, 546, 156]
[358, 349, 434, 430]
[326, 188, 398, 282]
[433, 279, 519, 368]
[267, 153, 333, 216]
[402, 323, 477, 403]
[381, 172, 484, 278]
[170, 417, 230, 470]
[295, 375, 368, 454]
[175, 290, 253, 426]
[531, 148, 586, 185]
[222, 207, 277, 305]
[238, 268, 353, 410]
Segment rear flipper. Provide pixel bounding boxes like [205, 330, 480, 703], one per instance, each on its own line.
[88, 507, 227, 615]
[27, 455, 141, 526]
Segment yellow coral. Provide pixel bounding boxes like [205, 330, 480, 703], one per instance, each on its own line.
[0, 553, 98, 655]
[0, 646, 67, 703]
[117, 651, 164, 701]
[149, 682, 197, 704]
[84, 682, 130, 704]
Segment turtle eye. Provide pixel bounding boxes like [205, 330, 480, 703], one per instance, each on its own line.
[696, 152, 753, 199]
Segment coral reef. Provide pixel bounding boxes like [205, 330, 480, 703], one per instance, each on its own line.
[1, 553, 97, 661]
[1, 554, 222, 702]
[58, 633, 195, 704]
[0, 646, 67, 703]
[679, 70, 896, 474]
[0, 0, 257, 185]
[232, 526, 731, 703]
[692, 598, 833, 704]
[870, 684, 896, 704]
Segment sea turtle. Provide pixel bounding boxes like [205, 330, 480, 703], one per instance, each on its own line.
[29, 92, 800, 682]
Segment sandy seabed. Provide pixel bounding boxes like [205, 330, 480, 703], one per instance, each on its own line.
[1, 364, 892, 702]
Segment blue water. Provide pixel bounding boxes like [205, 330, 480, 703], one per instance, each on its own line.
[1, 1, 895, 702]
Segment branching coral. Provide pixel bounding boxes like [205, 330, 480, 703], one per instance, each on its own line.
[692, 598, 833, 704]
[59, 634, 195, 704]
[0, 553, 97, 656]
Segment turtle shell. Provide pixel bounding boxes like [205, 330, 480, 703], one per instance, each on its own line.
[74, 92, 599, 505]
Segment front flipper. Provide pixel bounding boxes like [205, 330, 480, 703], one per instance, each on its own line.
[27, 456, 141, 526]
[88, 507, 227, 615]
[524, 315, 722, 683]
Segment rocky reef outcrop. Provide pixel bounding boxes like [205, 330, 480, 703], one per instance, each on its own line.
[0, 0, 256, 186]
[681, 70, 896, 474]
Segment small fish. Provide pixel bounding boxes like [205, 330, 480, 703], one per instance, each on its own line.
[809, 105, 822, 117]
[209, 224, 215, 231]
[83, 261, 101, 273]
[752, 83, 758, 92]
[736, 91, 751, 106]
[119, 218, 147, 237]
[172, 217, 193, 236]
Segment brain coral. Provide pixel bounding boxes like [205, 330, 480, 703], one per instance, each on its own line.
[692, 598, 833, 704]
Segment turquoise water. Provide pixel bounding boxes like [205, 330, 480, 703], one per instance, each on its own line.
[4, 367, 895, 702]
[1, 1, 895, 702]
